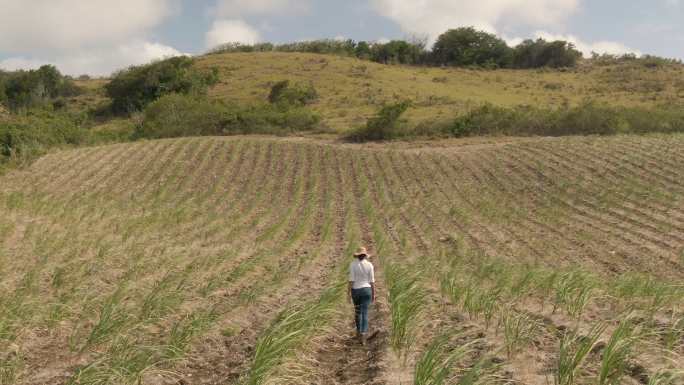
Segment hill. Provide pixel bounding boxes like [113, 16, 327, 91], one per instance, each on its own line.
[61, 52, 684, 134]
[1, 135, 682, 385]
[196, 52, 684, 131]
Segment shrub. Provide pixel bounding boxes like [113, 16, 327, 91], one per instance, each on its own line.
[370, 40, 428, 65]
[346, 101, 411, 142]
[135, 94, 320, 139]
[449, 102, 684, 137]
[104, 56, 218, 115]
[267, 80, 317, 108]
[0, 110, 90, 164]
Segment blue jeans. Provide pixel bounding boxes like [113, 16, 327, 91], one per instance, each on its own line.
[351, 287, 372, 333]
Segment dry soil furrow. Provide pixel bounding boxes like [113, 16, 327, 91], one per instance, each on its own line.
[60, 142, 140, 200]
[371, 151, 430, 254]
[530, 143, 684, 247]
[512, 145, 684, 251]
[181, 146, 339, 385]
[533, 141, 684, 225]
[400, 151, 502, 257]
[34, 146, 103, 193]
[307, 148, 390, 385]
[451, 152, 549, 262]
[427, 153, 526, 258]
[501, 148, 679, 273]
[522, 143, 684, 234]
[186, 142, 283, 246]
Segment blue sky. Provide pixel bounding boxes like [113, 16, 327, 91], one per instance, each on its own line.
[0, 0, 682, 76]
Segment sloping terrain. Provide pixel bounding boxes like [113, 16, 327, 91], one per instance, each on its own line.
[69, 53, 684, 132]
[196, 52, 684, 130]
[0, 135, 683, 385]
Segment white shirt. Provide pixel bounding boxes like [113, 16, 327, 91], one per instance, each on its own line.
[348, 259, 375, 289]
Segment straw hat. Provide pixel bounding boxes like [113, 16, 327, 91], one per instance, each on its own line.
[353, 247, 370, 258]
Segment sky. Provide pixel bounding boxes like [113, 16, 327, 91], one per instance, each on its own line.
[0, 0, 682, 76]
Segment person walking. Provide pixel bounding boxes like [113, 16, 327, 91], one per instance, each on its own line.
[348, 246, 375, 345]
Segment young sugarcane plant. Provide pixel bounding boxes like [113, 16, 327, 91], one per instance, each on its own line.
[386, 263, 427, 362]
[414, 333, 477, 385]
[555, 321, 606, 385]
[597, 316, 644, 385]
[501, 310, 540, 358]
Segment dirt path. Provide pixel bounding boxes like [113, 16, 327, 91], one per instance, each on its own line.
[313, 298, 388, 385]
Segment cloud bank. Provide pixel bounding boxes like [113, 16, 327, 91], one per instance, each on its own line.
[204, 0, 309, 49]
[370, 0, 580, 41]
[1, 42, 187, 77]
[206, 19, 262, 48]
[0, 0, 183, 76]
[370, 0, 636, 56]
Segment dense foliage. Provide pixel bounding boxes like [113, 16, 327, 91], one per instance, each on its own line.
[346, 101, 411, 141]
[0, 65, 82, 111]
[512, 39, 582, 69]
[432, 28, 512, 68]
[448, 102, 684, 137]
[268, 80, 318, 108]
[104, 56, 219, 115]
[0, 110, 89, 164]
[135, 94, 321, 139]
[208, 27, 596, 69]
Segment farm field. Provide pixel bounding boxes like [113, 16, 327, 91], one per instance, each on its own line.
[0, 134, 683, 385]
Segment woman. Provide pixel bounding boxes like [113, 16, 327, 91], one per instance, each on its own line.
[348, 246, 375, 345]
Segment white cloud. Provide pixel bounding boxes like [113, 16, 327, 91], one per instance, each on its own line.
[206, 19, 261, 48]
[0, 41, 187, 77]
[532, 31, 641, 57]
[0, 0, 176, 53]
[213, 0, 309, 17]
[370, 0, 580, 43]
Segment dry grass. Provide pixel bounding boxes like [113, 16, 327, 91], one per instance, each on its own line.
[193, 52, 684, 131]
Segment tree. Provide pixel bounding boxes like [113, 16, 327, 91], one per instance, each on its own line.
[512, 39, 582, 68]
[370, 40, 427, 65]
[355, 41, 372, 59]
[0, 65, 82, 111]
[432, 27, 513, 68]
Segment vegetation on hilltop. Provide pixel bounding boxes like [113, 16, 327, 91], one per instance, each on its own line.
[0, 65, 82, 111]
[104, 56, 219, 115]
[209, 27, 588, 69]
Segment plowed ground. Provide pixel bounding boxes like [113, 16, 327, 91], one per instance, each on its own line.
[0, 134, 682, 385]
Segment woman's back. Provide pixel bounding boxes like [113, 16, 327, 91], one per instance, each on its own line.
[349, 258, 374, 289]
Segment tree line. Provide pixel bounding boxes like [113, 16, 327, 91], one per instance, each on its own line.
[208, 27, 584, 69]
[0, 65, 82, 111]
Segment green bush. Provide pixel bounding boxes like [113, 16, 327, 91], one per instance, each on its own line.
[267, 80, 318, 108]
[513, 39, 582, 69]
[135, 94, 320, 139]
[0, 110, 90, 164]
[0, 65, 82, 111]
[104, 56, 218, 115]
[432, 27, 513, 68]
[346, 101, 411, 142]
[449, 102, 684, 137]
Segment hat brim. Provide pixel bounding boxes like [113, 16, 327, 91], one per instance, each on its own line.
[354, 252, 369, 257]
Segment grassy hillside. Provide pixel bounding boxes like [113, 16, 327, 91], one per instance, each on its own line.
[1, 135, 682, 385]
[196, 52, 684, 131]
